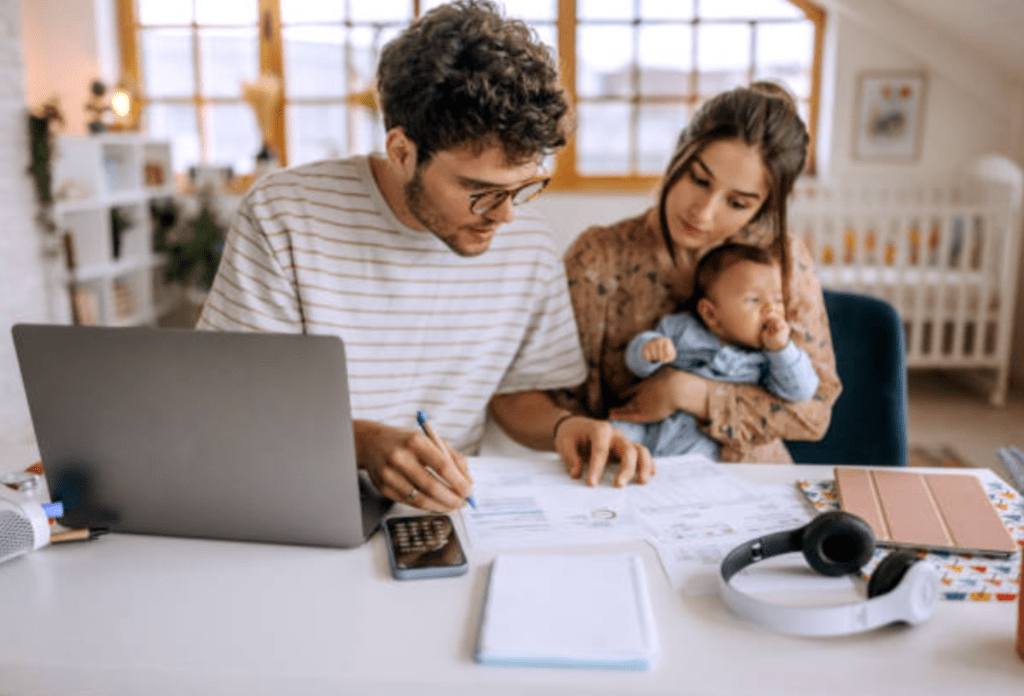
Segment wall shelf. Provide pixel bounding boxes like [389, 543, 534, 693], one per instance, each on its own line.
[51, 134, 174, 327]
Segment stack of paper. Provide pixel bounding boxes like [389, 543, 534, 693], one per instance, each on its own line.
[475, 552, 659, 670]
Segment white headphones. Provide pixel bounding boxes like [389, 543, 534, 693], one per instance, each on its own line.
[718, 510, 940, 637]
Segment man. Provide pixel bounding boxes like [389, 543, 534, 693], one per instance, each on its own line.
[197, 0, 654, 512]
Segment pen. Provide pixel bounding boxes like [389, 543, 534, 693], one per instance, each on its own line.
[416, 410, 477, 509]
[50, 527, 110, 544]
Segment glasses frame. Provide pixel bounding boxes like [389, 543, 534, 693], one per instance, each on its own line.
[467, 176, 552, 216]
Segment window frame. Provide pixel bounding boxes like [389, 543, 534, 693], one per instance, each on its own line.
[117, 0, 824, 191]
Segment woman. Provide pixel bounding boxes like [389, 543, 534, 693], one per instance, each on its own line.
[556, 82, 841, 464]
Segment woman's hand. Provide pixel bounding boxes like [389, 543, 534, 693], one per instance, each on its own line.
[553, 415, 656, 487]
[609, 367, 711, 423]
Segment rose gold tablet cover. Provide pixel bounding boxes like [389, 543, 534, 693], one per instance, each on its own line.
[835, 467, 1017, 556]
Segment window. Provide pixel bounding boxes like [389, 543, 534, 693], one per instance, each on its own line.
[118, 0, 823, 188]
[565, 0, 824, 189]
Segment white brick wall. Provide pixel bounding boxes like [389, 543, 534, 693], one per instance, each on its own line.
[0, 0, 56, 444]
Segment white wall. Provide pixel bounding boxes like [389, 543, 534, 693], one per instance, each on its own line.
[817, 2, 1024, 388]
[1, 0, 56, 443]
[819, 3, 1024, 179]
[21, 0, 117, 136]
[536, 192, 653, 253]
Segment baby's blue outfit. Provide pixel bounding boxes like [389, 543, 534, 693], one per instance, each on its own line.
[611, 312, 820, 459]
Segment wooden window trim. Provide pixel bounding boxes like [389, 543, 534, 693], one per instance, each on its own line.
[553, 0, 824, 192]
[118, 0, 823, 194]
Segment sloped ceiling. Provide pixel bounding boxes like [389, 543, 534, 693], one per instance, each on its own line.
[886, 0, 1024, 80]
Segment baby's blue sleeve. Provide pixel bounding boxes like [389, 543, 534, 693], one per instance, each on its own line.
[625, 330, 670, 378]
[763, 342, 820, 402]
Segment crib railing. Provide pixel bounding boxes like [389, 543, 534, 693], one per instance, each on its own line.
[789, 176, 1021, 405]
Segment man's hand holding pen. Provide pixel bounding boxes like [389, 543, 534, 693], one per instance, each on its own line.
[352, 417, 475, 513]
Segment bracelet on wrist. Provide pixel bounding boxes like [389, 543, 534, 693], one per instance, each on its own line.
[552, 412, 580, 443]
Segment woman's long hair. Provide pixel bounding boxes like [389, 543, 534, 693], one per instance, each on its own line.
[657, 82, 809, 276]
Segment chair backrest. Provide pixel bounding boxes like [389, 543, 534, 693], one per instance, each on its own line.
[786, 290, 908, 467]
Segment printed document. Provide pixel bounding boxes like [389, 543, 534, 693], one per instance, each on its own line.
[462, 454, 816, 591]
[461, 456, 643, 549]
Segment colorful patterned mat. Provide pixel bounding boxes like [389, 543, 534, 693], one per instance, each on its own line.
[798, 476, 1023, 602]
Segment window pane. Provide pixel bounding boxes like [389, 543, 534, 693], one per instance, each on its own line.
[145, 103, 200, 172]
[638, 25, 693, 96]
[284, 26, 345, 98]
[350, 106, 386, 154]
[577, 103, 631, 174]
[578, 0, 634, 21]
[638, 103, 689, 173]
[797, 99, 811, 130]
[195, 0, 258, 26]
[420, 0, 449, 13]
[577, 25, 633, 98]
[206, 103, 261, 174]
[287, 104, 349, 167]
[280, 0, 345, 24]
[351, 0, 414, 23]
[378, 25, 404, 53]
[138, 0, 192, 25]
[697, 23, 750, 95]
[755, 22, 814, 97]
[700, 0, 804, 21]
[199, 27, 259, 98]
[507, 0, 557, 21]
[529, 23, 558, 63]
[640, 0, 694, 20]
[141, 28, 195, 98]
[349, 26, 386, 90]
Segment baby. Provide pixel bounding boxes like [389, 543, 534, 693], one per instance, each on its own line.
[611, 243, 820, 459]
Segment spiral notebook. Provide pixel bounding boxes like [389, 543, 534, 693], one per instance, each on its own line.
[475, 553, 659, 671]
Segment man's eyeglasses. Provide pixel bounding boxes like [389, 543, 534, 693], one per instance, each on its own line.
[468, 177, 551, 216]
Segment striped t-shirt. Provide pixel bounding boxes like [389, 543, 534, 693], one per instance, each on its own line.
[197, 155, 586, 453]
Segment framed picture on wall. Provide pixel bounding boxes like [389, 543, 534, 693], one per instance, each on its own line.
[852, 71, 927, 161]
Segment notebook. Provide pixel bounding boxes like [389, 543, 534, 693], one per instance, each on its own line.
[834, 467, 1017, 556]
[475, 553, 659, 670]
[11, 323, 392, 548]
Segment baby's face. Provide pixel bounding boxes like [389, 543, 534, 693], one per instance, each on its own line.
[701, 260, 784, 349]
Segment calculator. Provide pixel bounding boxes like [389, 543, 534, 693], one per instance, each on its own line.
[382, 514, 469, 580]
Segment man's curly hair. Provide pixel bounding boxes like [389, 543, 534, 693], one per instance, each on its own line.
[376, 0, 570, 165]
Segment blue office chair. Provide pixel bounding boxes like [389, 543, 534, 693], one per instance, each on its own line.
[786, 289, 908, 467]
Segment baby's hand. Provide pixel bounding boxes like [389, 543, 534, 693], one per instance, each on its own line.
[761, 313, 791, 352]
[641, 336, 677, 364]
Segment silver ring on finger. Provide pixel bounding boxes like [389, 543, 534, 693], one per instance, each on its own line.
[405, 487, 419, 503]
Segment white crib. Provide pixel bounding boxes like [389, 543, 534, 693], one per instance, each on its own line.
[789, 156, 1024, 406]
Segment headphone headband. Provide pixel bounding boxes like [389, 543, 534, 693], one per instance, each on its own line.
[720, 527, 804, 582]
[718, 512, 940, 637]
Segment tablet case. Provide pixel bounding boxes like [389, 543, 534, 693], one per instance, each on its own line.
[835, 467, 1017, 556]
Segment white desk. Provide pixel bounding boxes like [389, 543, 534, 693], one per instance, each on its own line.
[1, 459, 1022, 696]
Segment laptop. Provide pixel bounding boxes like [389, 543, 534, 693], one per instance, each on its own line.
[11, 323, 392, 548]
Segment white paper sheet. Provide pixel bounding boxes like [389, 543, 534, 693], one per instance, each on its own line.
[461, 456, 644, 549]
[461, 455, 818, 589]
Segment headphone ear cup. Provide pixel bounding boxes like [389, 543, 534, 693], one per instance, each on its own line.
[867, 550, 921, 598]
[801, 510, 875, 577]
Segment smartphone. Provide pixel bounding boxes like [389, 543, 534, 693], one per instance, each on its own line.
[383, 514, 468, 580]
